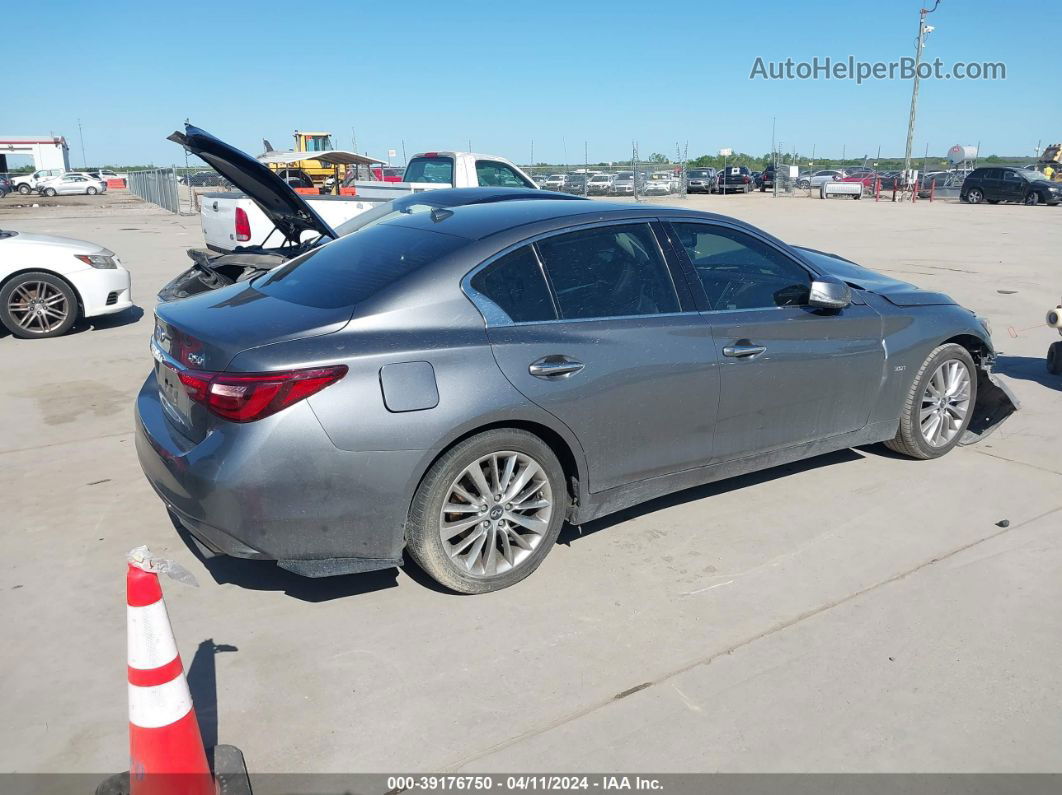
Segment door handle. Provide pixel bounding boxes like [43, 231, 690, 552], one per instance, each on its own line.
[529, 356, 585, 379]
[722, 344, 767, 358]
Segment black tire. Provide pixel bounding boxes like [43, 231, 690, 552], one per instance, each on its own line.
[965, 188, 984, 204]
[43, 188, 57, 197]
[797, 180, 810, 190]
[86, 186, 97, 195]
[406, 429, 568, 594]
[17, 183, 31, 195]
[1025, 191, 1045, 206]
[1048, 342, 1062, 376]
[885, 343, 977, 460]
[0, 271, 79, 339]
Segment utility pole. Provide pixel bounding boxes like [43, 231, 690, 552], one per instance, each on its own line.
[77, 118, 87, 167]
[903, 1, 941, 176]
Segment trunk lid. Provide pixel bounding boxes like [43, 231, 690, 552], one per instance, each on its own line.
[168, 124, 337, 244]
[153, 281, 353, 373]
[150, 281, 353, 441]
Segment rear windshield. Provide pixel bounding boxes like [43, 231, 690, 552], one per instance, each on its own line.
[255, 223, 467, 308]
[404, 157, 455, 184]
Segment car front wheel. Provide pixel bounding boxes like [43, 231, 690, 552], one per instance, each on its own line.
[43, 188, 57, 197]
[0, 271, 79, 338]
[1024, 191, 1041, 206]
[885, 343, 977, 459]
[17, 184, 31, 195]
[406, 429, 567, 594]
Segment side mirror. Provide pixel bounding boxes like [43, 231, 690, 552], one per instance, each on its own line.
[808, 280, 852, 309]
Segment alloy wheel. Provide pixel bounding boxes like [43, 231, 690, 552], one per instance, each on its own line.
[7, 280, 69, 333]
[439, 450, 553, 578]
[919, 359, 971, 447]
[966, 188, 983, 204]
[1025, 192, 1039, 206]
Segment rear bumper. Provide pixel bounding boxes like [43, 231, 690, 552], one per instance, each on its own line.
[135, 371, 423, 574]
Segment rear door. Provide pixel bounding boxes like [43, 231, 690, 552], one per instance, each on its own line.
[981, 169, 1004, 200]
[473, 221, 720, 492]
[666, 220, 884, 461]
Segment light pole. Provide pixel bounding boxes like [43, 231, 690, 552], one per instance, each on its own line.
[903, 1, 941, 177]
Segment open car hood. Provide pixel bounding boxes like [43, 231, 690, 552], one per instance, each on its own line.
[168, 124, 336, 244]
[795, 246, 957, 307]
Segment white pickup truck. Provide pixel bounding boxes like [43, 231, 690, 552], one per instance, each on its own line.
[198, 149, 538, 252]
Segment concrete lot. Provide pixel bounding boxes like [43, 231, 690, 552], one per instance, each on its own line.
[1, 190, 1059, 775]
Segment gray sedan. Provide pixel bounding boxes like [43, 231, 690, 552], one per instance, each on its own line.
[136, 200, 1017, 594]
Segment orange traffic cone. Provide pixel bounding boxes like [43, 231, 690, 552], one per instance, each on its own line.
[126, 552, 215, 795]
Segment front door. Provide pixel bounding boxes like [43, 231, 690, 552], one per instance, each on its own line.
[667, 220, 885, 461]
[469, 222, 720, 492]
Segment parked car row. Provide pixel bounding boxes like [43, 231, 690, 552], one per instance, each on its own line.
[7, 168, 112, 196]
[534, 171, 684, 196]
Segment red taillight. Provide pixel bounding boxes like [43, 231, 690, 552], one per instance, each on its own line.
[176, 365, 347, 422]
[234, 207, 251, 242]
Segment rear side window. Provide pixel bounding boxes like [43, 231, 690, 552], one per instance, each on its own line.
[404, 157, 454, 184]
[671, 222, 810, 310]
[470, 246, 556, 323]
[476, 160, 532, 188]
[256, 223, 467, 309]
[535, 223, 679, 320]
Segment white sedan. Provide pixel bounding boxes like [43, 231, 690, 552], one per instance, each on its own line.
[0, 230, 132, 338]
[37, 173, 107, 197]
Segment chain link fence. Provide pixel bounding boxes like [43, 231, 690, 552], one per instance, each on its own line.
[127, 168, 180, 213]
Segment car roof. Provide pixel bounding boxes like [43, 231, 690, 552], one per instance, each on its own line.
[377, 197, 753, 241]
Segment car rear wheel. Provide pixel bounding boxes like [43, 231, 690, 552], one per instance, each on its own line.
[885, 343, 976, 460]
[965, 188, 984, 204]
[0, 271, 78, 339]
[86, 186, 97, 195]
[406, 429, 567, 594]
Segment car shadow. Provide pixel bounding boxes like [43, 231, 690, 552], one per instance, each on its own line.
[72, 304, 145, 333]
[992, 354, 1061, 392]
[558, 447, 864, 545]
[173, 515, 400, 602]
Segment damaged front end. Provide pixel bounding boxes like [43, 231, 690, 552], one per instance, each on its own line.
[960, 353, 1021, 445]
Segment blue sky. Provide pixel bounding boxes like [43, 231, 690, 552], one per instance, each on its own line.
[4, 0, 1054, 167]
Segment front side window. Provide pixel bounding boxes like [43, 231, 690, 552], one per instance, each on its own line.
[404, 157, 455, 184]
[470, 246, 556, 323]
[671, 222, 811, 310]
[535, 224, 679, 320]
[475, 160, 532, 188]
